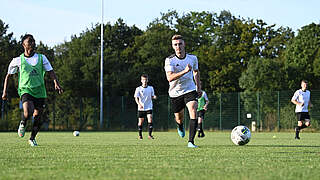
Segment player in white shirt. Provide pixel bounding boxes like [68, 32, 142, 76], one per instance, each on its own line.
[291, 80, 311, 139]
[164, 35, 201, 148]
[2, 34, 63, 146]
[134, 74, 157, 139]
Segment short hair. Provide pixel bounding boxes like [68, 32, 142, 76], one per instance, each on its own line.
[141, 74, 148, 79]
[171, 34, 183, 41]
[301, 80, 308, 83]
[21, 34, 34, 44]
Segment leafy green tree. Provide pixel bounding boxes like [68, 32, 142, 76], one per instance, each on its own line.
[239, 57, 286, 91]
[128, 22, 174, 95]
[0, 19, 20, 97]
[284, 23, 320, 89]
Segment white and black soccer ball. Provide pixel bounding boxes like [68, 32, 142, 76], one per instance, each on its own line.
[73, 131, 80, 136]
[231, 125, 251, 145]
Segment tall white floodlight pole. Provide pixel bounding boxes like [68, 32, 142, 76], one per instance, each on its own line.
[100, 0, 104, 129]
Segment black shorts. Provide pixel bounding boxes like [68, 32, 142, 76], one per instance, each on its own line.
[170, 91, 198, 113]
[197, 110, 206, 119]
[21, 93, 45, 110]
[138, 110, 153, 118]
[296, 112, 310, 121]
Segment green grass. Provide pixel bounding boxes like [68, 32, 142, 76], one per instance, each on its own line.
[1, 131, 320, 180]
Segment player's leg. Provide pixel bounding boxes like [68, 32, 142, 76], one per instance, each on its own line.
[29, 108, 42, 146]
[302, 113, 311, 129]
[305, 119, 311, 127]
[19, 94, 35, 138]
[138, 117, 144, 139]
[295, 113, 301, 139]
[295, 112, 303, 139]
[197, 111, 205, 138]
[174, 110, 185, 137]
[186, 100, 198, 147]
[295, 120, 302, 139]
[29, 98, 45, 146]
[295, 113, 310, 139]
[171, 96, 186, 138]
[197, 111, 201, 137]
[184, 91, 198, 147]
[147, 112, 154, 139]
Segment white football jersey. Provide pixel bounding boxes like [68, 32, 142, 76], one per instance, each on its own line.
[291, 89, 310, 112]
[164, 54, 198, 98]
[7, 53, 53, 74]
[134, 86, 155, 111]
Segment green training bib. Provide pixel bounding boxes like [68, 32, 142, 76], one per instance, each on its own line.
[18, 54, 47, 98]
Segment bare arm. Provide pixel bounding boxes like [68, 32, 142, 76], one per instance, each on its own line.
[291, 99, 303, 106]
[193, 69, 201, 93]
[135, 97, 143, 109]
[203, 100, 209, 110]
[47, 70, 63, 94]
[2, 74, 12, 100]
[166, 64, 191, 82]
[309, 100, 313, 108]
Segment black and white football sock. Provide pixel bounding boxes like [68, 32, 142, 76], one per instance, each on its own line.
[138, 125, 143, 137]
[30, 115, 42, 140]
[148, 123, 153, 136]
[198, 122, 203, 132]
[21, 113, 29, 126]
[177, 122, 184, 131]
[295, 126, 300, 138]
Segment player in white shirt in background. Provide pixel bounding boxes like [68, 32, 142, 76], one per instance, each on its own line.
[134, 74, 157, 139]
[291, 80, 312, 139]
[164, 35, 201, 148]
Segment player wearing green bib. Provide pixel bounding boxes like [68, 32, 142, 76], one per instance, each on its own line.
[2, 34, 63, 146]
[197, 90, 209, 138]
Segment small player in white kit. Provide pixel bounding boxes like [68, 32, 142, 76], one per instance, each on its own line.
[291, 80, 312, 139]
[134, 74, 157, 139]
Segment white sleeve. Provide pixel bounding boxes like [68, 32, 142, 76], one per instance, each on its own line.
[134, 87, 139, 98]
[164, 58, 174, 72]
[7, 58, 20, 74]
[193, 56, 198, 70]
[291, 91, 299, 101]
[42, 55, 53, 71]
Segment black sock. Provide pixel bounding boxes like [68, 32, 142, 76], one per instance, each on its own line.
[138, 125, 143, 137]
[21, 115, 29, 126]
[148, 123, 153, 136]
[30, 115, 42, 140]
[295, 126, 301, 137]
[177, 122, 184, 131]
[188, 119, 197, 144]
[198, 123, 203, 132]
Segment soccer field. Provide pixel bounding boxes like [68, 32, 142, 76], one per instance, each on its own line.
[1, 132, 320, 180]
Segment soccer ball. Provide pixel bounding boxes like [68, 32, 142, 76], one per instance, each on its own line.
[73, 131, 80, 136]
[231, 125, 251, 145]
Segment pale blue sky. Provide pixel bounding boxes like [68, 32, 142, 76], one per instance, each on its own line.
[1, 0, 319, 47]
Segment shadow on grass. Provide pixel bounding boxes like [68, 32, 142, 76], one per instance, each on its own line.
[248, 144, 320, 148]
